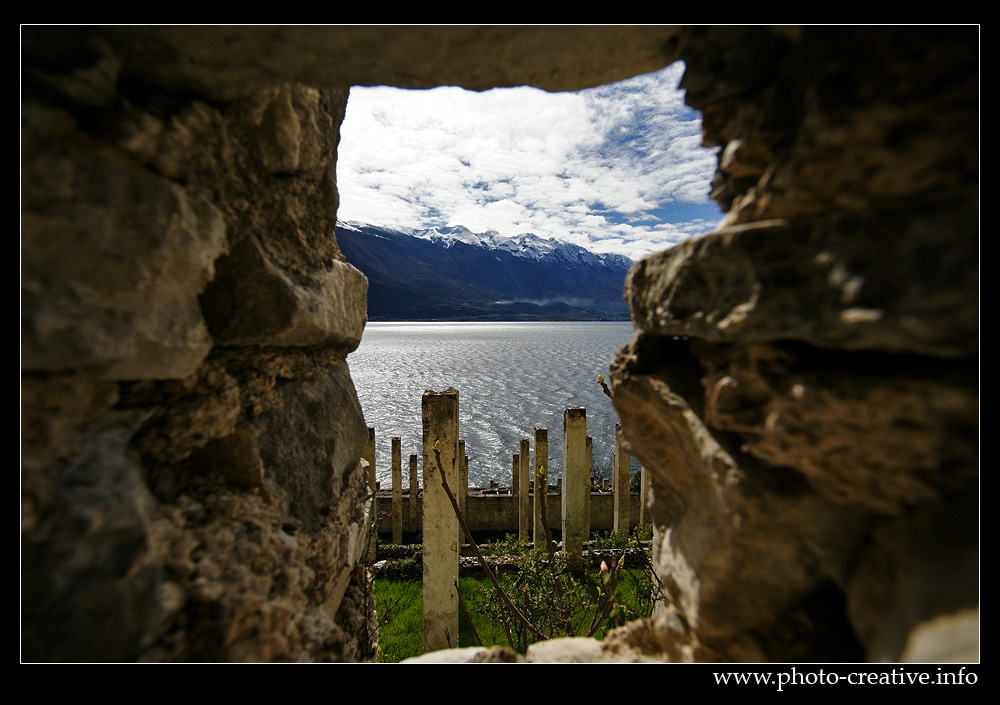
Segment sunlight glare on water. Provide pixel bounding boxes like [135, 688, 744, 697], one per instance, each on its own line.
[347, 321, 637, 487]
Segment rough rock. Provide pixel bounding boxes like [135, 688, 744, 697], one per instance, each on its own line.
[21, 25, 687, 662]
[21, 25, 978, 663]
[21, 30, 373, 662]
[626, 212, 978, 359]
[404, 646, 524, 664]
[610, 26, 978, 662]
[21, 103, 226, 379]
[95, 25, 686, 99]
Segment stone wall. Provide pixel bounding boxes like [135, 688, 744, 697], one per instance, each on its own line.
[608, 26, 978, 662]
[373, 490, 644, 538]
[22, 30, 372, 662]
[21, 26, 978, 662]
[20, 25, 685, 662]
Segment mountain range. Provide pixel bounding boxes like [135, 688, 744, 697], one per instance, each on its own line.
[335, 222, 633, 321]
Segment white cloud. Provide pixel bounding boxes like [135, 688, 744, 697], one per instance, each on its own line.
[337, 61, 722, 260]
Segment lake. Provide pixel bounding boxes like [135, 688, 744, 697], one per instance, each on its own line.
[347, 321, 637, 487]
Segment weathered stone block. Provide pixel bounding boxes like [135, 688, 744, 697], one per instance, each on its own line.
[21, 109, 226, 379]
[626, 212, 977, 359]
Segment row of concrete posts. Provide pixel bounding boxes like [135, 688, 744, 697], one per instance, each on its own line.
[392, 388, 652, 652]
[365, 424, 650, 547]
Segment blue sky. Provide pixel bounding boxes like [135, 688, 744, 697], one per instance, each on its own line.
[336, 62, 723, 261]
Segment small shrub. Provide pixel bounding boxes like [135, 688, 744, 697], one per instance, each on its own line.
[481, 533, 528, 557]
[377, 555, 421, 580]
[472, 546, 611, 652]
[591, 529, 632, 550]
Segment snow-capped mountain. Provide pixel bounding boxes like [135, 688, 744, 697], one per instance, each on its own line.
[409, 224, 632, 270]
[335, 221, 633, 321]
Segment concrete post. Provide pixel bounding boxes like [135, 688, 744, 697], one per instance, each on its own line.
[640, 464, 651, 526]
[421, 388, 460, 653]
[363, 426, 376, 558]
[562, 407, 586, 571]
[362, 426, 376, 494]
[409, 453, 419, 538]
[533, 427, 548, 543]
[614, 423, 631, 534]
[555, 477, 562, 526]
[391, 436, 402, 545]
[584, 435, 593, 545]
[458, 439, 468, 533]
[519, 438, 530, 543]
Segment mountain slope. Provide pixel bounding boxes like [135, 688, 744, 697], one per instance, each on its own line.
[335, 222, 632, 321]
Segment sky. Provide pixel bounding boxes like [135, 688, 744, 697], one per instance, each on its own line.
[336, 61, 723, 262]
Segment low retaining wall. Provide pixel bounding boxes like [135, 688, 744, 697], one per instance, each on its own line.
[375, 488, 645, 540]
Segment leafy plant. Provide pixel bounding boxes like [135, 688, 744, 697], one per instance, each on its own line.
[469, 545, 630, 651]
[482, 533, 529, 557]
[591, 529, 633, 551]
[431, 441, 545, 647]
[429, 445, 635, 653]
[376, 562, 663, 660]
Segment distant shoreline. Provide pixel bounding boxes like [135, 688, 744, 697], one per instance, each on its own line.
[365, 315, 632, 323]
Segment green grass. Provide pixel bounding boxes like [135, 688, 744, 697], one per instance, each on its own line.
[457, 576, 511, 649]
[373, 578, 423, 662]
[374, 565, 661, 662]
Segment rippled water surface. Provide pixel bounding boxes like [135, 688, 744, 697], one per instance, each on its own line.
[348, 321, 635, 487]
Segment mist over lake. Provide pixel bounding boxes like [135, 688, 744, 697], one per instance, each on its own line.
[348, 321, 637, 487]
